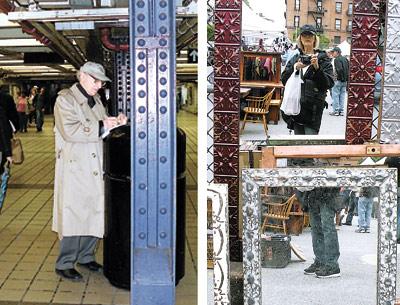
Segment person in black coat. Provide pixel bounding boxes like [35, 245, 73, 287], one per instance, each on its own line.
[330, 46, 349, 116]
[0, 88, 19, 174]
[281, 24, 334, 134]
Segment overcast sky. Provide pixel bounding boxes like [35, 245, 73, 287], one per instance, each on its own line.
[247, 0, 286, 31]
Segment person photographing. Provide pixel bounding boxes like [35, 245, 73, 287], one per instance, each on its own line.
[281, 24, 334, 135]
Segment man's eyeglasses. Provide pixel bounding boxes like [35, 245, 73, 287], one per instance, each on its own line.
[87, 74, 106, 88]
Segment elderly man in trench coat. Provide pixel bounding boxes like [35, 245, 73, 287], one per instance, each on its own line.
[52, 62, 127, 281]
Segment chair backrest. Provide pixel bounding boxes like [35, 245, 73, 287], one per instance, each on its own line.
[262, 87, 275, 111]
[246, 95, 265, 109]
[282, 194, 296, 217]
[264, 193, 296, 218]
[245, 87, 276, 111]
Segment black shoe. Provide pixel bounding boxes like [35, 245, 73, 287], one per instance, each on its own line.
[304, 261, 322, 275]
[77, 261, 103, 272]
[55, 268, 83, 281]
[343, 223, 352, 226]
[316, 266, 341, 278]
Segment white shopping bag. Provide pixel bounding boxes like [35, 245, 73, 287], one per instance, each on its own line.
[280, 71, 302, 115]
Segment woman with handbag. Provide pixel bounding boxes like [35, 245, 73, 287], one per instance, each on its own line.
[281, 24, 334, 135]
[0, 87, 19, 174]
[17, 91, 28, 133]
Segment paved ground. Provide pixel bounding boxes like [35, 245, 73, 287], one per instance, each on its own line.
[0, 111, 197, 305]
[208, 217, 400, 305]
[240, 92, 347, 141]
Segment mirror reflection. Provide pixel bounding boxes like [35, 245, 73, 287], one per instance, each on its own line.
[260, 186, 379, 305]
[239, 0, 381, 140]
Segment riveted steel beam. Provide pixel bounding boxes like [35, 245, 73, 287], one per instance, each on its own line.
[130, 0, 176, 304]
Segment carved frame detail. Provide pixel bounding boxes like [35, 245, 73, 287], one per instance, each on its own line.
[213, 0, 242, 260]
[242, 167, 397, 305]
[208, 183, 231, 305]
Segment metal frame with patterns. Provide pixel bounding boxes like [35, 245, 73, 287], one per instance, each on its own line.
[242, 167, 397, 305]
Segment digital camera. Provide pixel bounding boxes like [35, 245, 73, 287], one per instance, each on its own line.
[300, 55, 312, 65]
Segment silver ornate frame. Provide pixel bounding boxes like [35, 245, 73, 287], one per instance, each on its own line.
[242, 167, 398, 305]
[382, 0, 400, 143]
[208, 183, 231, 305]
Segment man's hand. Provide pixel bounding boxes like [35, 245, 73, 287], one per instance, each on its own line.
[117, 113, 128, 125]
[6, 156, 13, 164]
[103, 117, 118, 130]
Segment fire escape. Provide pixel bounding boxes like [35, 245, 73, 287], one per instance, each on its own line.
[308, 0, 325, 33]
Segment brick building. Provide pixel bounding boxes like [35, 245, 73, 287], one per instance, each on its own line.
[285, 0, 353, 47]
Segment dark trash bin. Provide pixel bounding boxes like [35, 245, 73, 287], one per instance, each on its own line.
[103, 125, 186, 289]
[176, 127, 186, 285]
[103, 125, 131, 289]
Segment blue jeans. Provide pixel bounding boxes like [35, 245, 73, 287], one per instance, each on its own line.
[309, 199, 340, 269]
[36, 109, 44, 130]
[332, 81, 347, 113]
[358, 197, 373, 229]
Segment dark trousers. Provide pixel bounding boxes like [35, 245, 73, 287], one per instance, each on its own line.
[345, 196, 358, 224]
[28, 110, 35, 124]
[309, 201, 340, 269]
[293, 123, 319, 135]
[18, 112, 27, 132]
[36, 109, 44, 130]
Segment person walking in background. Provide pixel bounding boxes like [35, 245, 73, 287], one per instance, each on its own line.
[35, 87, 46, 132]
[343, 189, 358, 226]
[329, 47, 349, 116]
[256, 38, 265, 52]
[355, 187, 376, 233]
[52, 61, 127, 281]
[16, 91, 28, 133]
[0, 86, 19, 173]
[281, 24, 334, 135]
[27, 86, 37, 126]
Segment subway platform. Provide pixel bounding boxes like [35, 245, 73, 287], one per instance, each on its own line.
[0, 111, 197, 305]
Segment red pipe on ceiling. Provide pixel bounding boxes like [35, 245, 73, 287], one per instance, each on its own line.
[100, 28, 129, 51]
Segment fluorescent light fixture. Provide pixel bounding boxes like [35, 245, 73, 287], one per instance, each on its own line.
[0, 66, 59, 72]
[0, 60, 24, 64]
[0, 13, 18, 27]
[59, 64, 76, 70]
[0, 39, 43, 47]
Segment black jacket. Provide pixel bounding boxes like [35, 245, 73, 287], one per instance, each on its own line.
[334, 55, 349, 82]
[281, 50, 334, 132]
[0, 91, 19, 158]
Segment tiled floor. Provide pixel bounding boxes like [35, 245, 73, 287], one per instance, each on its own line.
[0, 111, 197, 305]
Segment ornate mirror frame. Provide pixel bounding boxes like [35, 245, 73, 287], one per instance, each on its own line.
[208, 0, 400, 259]
[242, 167, 398, 305]
[208, 183, 231, 305]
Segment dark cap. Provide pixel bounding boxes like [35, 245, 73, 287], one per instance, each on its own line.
[332, 46, 341, 53]
[300, 24, 316, 35]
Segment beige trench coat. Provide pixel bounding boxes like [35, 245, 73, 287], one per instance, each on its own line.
[52, 84, 107, 239]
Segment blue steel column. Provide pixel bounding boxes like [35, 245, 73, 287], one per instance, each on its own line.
[130, 1, 176, 304]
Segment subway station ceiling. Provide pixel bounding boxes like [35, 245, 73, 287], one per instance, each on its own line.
[0, 0, 197, 81]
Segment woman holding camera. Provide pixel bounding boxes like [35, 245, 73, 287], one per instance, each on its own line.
[281, 24, 334, 135]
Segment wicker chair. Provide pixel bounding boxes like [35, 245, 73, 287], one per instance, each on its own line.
[261, 194, 296, 235]
[240, 88, 275, 135]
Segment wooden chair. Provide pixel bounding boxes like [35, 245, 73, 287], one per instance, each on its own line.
[261, 194, 296, 235]
[240, 88, 275, 135]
